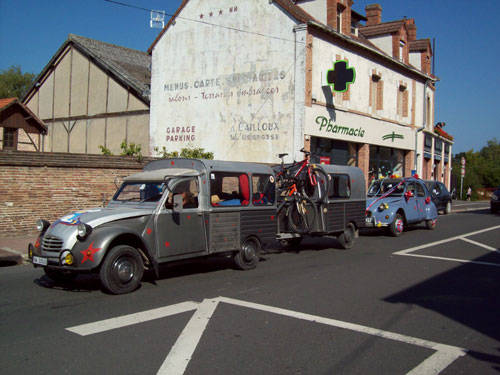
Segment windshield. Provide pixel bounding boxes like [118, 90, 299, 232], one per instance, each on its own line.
[368, 179, 404, 197]
[113, 182, 166, 203]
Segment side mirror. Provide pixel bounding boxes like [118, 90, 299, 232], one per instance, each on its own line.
[173, 194, 183, 213]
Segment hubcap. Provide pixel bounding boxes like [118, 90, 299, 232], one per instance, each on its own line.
[242, 242, 256, 262]
[395, 219, 404, 233]
[113, 258, 134, 283]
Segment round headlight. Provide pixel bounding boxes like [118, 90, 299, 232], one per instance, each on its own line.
[378, 203, 389, 211]
[77, 223, 88, 238]
[60, 250, 74, 266]
[36, 219, 50, 232]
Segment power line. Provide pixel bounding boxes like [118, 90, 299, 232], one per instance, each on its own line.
[103, 0, 304, 44]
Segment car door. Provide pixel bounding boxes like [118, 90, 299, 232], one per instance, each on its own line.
[155, 176, 207, 260]
[414, 181, 428, 221]
[403, 181, 420, 223]
[430, 182, 443, 210]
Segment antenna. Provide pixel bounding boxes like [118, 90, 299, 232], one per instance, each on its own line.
[150, 10, 165, 29]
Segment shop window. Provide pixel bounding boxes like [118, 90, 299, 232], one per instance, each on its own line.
[251, 174, 275, 206]
[310, 137, 357, 166]
[328, 174, 351, 199]
[210, 172, 250, 207]
[369, 146, 404, 181]
[2, 128, 17, 149]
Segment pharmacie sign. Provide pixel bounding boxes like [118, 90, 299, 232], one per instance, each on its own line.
[315, 115, 365, 138]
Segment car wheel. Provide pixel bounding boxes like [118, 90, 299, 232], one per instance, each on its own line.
[234, 237, 260, 270]
[44, 267, 77, 283]
[389, 214, 404, 237]
[444, 201, 452, 214]
[99, 245, 144, 294]
[425, 219, 437, 230]
[338, 223, 355, 249]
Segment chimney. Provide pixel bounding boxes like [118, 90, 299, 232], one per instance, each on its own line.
[365, 4, 382, 26]
[407, 22, 417, 42]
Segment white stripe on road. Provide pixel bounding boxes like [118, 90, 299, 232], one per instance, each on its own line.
[393, 225, 500, 256]
[460, 237, 498, 252]
[66, 301, 199, 336]
[406, 348, 466, 375]
[158, 299, 219, 375]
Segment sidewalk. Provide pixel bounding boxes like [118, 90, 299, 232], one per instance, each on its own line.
[0, 233, 37, 266]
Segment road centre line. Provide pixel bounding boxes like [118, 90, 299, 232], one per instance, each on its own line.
[66, 301, 199, 336]
[393, 225, 500, 256]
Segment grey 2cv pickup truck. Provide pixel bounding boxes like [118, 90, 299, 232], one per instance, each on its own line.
[29, 158, 277, 294]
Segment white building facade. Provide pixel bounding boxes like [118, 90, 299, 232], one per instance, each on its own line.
[149, 0, 453, 188]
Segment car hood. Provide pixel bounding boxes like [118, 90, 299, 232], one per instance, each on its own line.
[43, 206, 154, 252]
[366, 196, 403, 210]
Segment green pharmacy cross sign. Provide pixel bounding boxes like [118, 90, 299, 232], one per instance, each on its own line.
[382, 131, 404, 142]
[326, 60, 356, 93]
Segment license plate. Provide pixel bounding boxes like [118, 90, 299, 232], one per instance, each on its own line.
[365, 217, 374, 224]
[32, 256, 48, 266]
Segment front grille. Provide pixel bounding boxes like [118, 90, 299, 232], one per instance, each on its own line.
[42, 235, 64, 253]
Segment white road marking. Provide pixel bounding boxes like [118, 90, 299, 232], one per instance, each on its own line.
[66, 297, 467, 374]
[460, 237, 498, 252]
[158, 299, 219, 375]
[394, 225, 500, 258]
[66, 301, 199, 336]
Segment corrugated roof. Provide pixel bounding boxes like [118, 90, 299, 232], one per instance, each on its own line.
[24, 34, 151, 104]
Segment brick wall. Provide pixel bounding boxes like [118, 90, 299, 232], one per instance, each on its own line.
[0, 151, 153, 235]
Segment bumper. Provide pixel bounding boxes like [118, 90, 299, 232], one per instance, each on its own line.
[364, 217, 389, 228]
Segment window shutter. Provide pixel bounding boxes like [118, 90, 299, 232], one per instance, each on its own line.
[403, 90, 409, 117]
[376, 80, 384, 110]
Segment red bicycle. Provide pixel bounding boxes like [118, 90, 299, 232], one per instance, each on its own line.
[275, 149, 329, 234]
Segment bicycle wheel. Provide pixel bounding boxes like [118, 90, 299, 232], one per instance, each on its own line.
[301, 167, 329, 203]
[288, 196, 316, 234]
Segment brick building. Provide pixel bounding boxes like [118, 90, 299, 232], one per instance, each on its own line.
[148, 0, 452, 187]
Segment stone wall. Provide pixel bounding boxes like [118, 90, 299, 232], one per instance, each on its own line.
[0, 150, 152, 235]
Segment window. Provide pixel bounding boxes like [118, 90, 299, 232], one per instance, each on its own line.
[114, 182, 165, 202]
[210, 172, 250, 206]
[336, 4, 344, 33]
[370, 74, 383, 111]
[369, 146, 404, 180]
[2, 128, 17, 149]
[399, 40, 406, 61]
[311, 137, 357, 166]
[415, 182, 426, 197]
[426, 96, 431, 127]
[165, 177, 199, 209]
[424, 134, 432, 151]
[328, 174, 351, 199]
[251, 174, 275, 206]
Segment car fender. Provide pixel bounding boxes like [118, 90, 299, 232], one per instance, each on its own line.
[424, 201, 438, 220]
[71, 226, 153, 270]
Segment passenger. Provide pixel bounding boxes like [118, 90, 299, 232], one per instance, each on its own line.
[182, 191, 196, 208]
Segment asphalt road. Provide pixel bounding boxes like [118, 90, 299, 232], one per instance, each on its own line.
[1, 208, 499, 374]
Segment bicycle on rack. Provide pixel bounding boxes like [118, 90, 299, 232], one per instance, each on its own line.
[275, 149, 329, 233]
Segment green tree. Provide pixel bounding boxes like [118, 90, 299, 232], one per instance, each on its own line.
[0, 65, 35, 99]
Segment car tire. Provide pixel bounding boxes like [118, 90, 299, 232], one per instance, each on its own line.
[338, 223, 355, 249]
[100, 245, 144, 295]
[389, 214, 404, 237]
[425, 219, 437, 230]
[44, 267, 77, 283]
[234, 237, 260, 270]
[444, 201, 452, 214]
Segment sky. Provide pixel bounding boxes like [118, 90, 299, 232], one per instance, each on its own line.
[1, 0, 498, 155]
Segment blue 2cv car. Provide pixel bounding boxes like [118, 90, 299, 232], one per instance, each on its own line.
[365, 177, 438, 236]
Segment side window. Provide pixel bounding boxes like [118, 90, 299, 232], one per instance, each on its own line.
[406, 182, 416, 195]
[165, 177, 199, 209]
[328, 174, 351, 199]
[416, 182, 426, 197]
[252, 174, 275, 206]
[210, 172, 250, 207]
